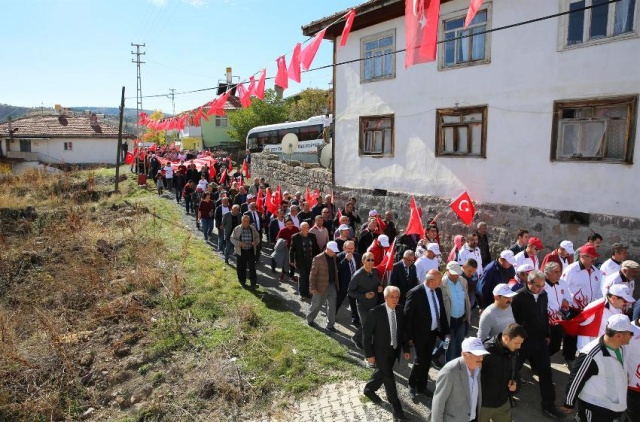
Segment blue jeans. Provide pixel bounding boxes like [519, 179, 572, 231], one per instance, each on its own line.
[224, 238, 234, 262]
[445, 317, 467, 363]
[201, 218, 213, 241]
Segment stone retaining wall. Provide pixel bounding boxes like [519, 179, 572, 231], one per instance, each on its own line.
[252, 154, 640, 261]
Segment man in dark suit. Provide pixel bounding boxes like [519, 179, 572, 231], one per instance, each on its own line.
[389, 250, 419, 306]
[268, 209, 285, 272]
[404, 269, 449, 399]
[243, 201, 265, 264]
[336, 240, 362, 326]
[289, 222, 319, 298]
[363, 286, 410, 421]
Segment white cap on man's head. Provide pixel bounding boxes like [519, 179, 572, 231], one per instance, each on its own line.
[500, 250, 517, 266]
[461, 337, 490, 356]
[326, 241, 340, 253]
[609, 284, 636, 303]
[607, 314, 640, 335]
[378, 234, 390, 247]
[338, 224, 351, 231]
[446, 261, 463, 276]
[493, 283, 517, 297]
[516, 263, 535, 274]
[427, 243, 441, 256]
[560, 240, 575, 254]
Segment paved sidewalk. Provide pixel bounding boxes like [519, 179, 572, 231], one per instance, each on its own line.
[172, 192, 573, 422]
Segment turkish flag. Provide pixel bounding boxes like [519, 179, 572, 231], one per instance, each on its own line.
[247, 75, 256, 97]
[288, 42, 302, 83]
[304, 186, 317, 209]
[404, 0, 441, 68]
[275, 56, 289, 90]
[555, 300, 606, 337]
[242, 158, 250, 178]
[376, 238, 396, 278]
[124, 152, 134, 165]
[300, 28, 326, 70]
[265, 188, 278, 215]
[275, 185, 283, 207]
[450, 191, 475, 225]
[256, 188, 264, 214]
[138, 112, 149, 126]
[255, 69, 266, 100]
[219, 168, 227, 185]
[464, 0, 484, 28]
[193, 107, 205, 126]
[209, 164, 216, 181]
[237, 82, 252, 108]
[376, 215, 387, 234]
[405, 196, 424, 236]
[340, 9, 356, 47]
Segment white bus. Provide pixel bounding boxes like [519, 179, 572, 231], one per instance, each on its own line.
[246, 115, 330, 157]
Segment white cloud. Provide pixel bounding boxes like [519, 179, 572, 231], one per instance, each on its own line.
[182, 0, 207, 6]
[149, 0, 168, 7]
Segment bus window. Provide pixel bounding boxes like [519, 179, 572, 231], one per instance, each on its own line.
[299, 124, 322, 141]
[277, 128, 299, 141]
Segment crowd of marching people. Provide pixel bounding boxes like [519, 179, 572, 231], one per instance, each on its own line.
[135, 148, 639, 422]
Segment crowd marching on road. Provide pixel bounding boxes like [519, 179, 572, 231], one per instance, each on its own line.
[139, 149, 640, 422]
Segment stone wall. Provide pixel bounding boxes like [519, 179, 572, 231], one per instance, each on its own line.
[252, 154, 640, 261]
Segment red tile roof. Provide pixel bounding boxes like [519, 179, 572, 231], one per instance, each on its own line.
[0, 114, 134, 139]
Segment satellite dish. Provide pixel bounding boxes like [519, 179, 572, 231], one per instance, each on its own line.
[282, 133, 299, 155]
[318, 141, 332, 169]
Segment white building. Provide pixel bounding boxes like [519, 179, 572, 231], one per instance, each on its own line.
[0, 114, 134, 165]
[303, 0, 639, 222]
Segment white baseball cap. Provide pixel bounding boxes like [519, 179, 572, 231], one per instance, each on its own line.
[560, 240, 575, 254]
[500, 250, 517, 266]
[461, 337, 490, 356]
[516, 263, 535, 273]
[368, 209, 379, 217]
[338, 224, 351, 231]
[378, 234, 390, 247]
[427, 243, 441, 256]
[446, 261, 463, 276]
[607, 314, 640, 334]
[493, 283, 517, 297]
[609, 284, 636, 303]
[326, 241, 340, 253]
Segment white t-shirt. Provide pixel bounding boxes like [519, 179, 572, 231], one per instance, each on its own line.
[163, 165, 173, 178]
[415, 255, 439, 284]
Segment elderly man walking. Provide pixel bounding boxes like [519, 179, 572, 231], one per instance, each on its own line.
[306, 241, 340, 331]
[349, 251, 383, 349]
[230, 215, 260, 289]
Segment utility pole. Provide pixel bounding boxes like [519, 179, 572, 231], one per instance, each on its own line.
[131, 43, 146, 137]
[168, 88, 176, 116]
[115, 86, 125, 193]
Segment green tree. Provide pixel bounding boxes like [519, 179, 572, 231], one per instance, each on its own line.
[143, 110, 167, 145]
[286, 88, 332, 121]
[227, 89, 289, 145]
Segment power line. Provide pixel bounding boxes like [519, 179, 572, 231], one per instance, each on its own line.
[129, 0, 621, 101]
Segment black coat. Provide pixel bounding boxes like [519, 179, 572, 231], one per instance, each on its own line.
[289, 232, 319, 269]
[243, 210, 265, 234]
[363, 303, 410, 361]
[388, 261, 419, 304]
[404, 284, 449, 346]
[481, 334, 520, 408]
[511, 285, 550, 340]
[336, 251, 362, 291]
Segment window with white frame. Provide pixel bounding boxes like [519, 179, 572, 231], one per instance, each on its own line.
[215, 116, 228, 128]
[440, 6, 491, 69]
[551, 95, 637, 163]
[361, 29, 396, 82]
[563, 0, 637, 47]
[436, 106, 487, 157]
[64, 142, 73, 151]
[359, 115, 394, 156]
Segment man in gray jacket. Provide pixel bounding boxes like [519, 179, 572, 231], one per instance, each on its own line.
[431, 337, 488, 422]
[221, 204, 241, 264]
[348, 251, 382, 349]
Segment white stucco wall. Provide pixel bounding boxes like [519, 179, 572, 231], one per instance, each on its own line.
[6, 137, 121, 164]
[333, 0, 640, 218]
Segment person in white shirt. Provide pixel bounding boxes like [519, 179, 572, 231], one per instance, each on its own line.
[601, 259, 639, 297]
[415, 243, 440, 283]
[562, 245, 604, 310]
[163, 162, 174, 191]
[477, 284, 516, 340]
[322, 113, 332, 143]
[543, 262, 575, 361]
[514, 236, 544, 270]
[599, 242, 628, 277]
[624, 322, 640, 422]
[457, 233, 483, 276]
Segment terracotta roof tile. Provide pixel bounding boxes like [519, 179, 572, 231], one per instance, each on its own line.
[0, 114, 134, 139]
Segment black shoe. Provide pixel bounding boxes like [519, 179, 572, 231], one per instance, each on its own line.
[418, 387, 433, 397]
[351, 336, 363, 349]
[541, 407, 565, 419]
[393, 407, 408, 421]
[307, 321, 316, 327]
[351, 319, 361, 327]
[408, 386, 418, 400]
[363, 390, 382, 404]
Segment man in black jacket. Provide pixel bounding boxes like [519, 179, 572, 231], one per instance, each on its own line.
[404, 269, 449, 398]
[481, 323, 526, 422]
[335, 241, 361, 325]
[289, 223, 319, 299]
[511, 269, 565, 419]
[363, 286, 410, 420]
[388, 250, 418, 306]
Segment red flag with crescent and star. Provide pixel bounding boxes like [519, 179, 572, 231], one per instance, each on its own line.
[376, 238, 396, 279]
[340, 9, 356, 47]
[464, 0, 484, 28]
[404, 0, 441, 68]
[450, 191, 475, 225]
[405, 196, 424, 237]
[256, 188, 264, 214]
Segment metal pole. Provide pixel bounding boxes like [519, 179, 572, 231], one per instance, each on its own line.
[115, 86, 125, 192]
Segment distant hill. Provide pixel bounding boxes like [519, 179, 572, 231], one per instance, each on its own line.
[0, 104, 158, 123]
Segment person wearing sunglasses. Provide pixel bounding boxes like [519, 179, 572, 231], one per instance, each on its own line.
[348, 252, 383, 350]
